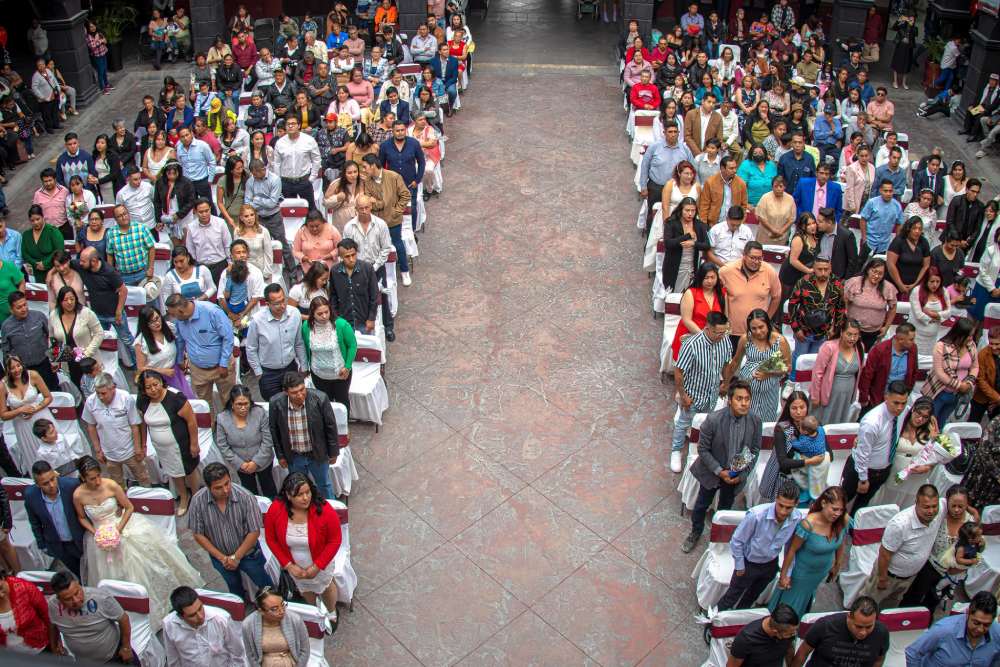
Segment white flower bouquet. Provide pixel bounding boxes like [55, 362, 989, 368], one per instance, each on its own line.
[756, 350, 788, 374]
[895, 433, 961, 483]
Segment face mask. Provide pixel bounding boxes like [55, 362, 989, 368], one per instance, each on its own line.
[753, 153, 765, 163]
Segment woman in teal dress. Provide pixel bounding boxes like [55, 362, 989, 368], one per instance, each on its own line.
[769, 486, 852, 616]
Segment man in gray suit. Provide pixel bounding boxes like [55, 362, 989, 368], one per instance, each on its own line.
[682, 379, 762, 553]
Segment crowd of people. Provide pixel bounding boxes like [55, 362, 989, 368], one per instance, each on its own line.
[624, 1, 1000, 664]
[0, 0, 475, 661]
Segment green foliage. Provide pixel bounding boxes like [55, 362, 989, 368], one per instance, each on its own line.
[93, 2, 138, 44]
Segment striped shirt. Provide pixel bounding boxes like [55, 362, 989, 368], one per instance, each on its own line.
[186, 483, 263, 555]
[287, 403, 311, 454]
[105, 223, 155, 274]
[676, 331, 732, 412]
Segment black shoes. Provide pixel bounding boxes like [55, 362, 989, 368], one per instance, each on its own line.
[681, 532, 701, 553]
[385, 329, 396, 342]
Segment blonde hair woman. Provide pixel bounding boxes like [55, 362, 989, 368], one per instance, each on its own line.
[234, 204, 274, 279]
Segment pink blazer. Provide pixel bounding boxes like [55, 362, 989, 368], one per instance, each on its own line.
[811, 339, 865, 407]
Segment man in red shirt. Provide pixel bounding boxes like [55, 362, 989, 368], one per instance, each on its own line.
[629, 70, 661, 110]
[232, 30, 258, 90]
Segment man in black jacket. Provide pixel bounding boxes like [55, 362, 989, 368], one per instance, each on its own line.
[330, 237, 381, 336]
[947, 178, 986, 250]
[268, 372, 340, 500]
[817, 206, 859, 279]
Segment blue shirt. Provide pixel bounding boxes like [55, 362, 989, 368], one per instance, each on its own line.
[639, 140, 694, 189]
[378, 137, 425, 187]
[43, 489, 72, 543]
[875, 163, 907, 199]
[889, 347, 909, 385]
[905, 613, 1000, 667]
[176, 139, 216, 182]
[174, 301, 234, 369]
[729, 503, 805, 570]
[860, 195, 904, 253]
[0, 228, 21, 266]
[813, 115, 843, 145]
[778, 151, 816, 194]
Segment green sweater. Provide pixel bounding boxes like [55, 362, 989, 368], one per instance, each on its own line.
[22, 224, 63, 275]
[301, 316, 357, 371]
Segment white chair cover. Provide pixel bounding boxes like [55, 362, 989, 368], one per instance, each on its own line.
[927, 422, 981, 496]
[23, 283, 48, 316]
[964, 504, 1000, 596]
[636, 198, 647, 230]
[153, 244, 173, 286]
[700, 608, 769, 667]
[126, 486, 177, 543]
[254, 496, 283, 589]
[838, 503, 899, 606]
[659, 292, 683, 373]
[190, 399, 225, 469]
[823, 423, 860, 488]
[642, 204, 663, 272]
[678, 413, 709, 512]
[1, 476, 52, 570]
[329, 402, 359, 497]
[48, 392, 89, 458]
[349, 342, 389, 425]
[402, 200, 420, 260]
[16, 569, 55, 592]
[793, 353, 818, 395]
[286, 601, 331, 667]
[280, 198, 309, 247]
[762, 245, 789, 277]
[630, 110, 659, 166]
[692, 509, 747, 610]
[327, 499, 358, 604]
[96, 330, 132, 394]
[196, 588, 249, 666]
[652, 237, 667, 314]
[98, 578, 167, 665]
[879, 607, 932, 667]
[385, 248, 399, 318]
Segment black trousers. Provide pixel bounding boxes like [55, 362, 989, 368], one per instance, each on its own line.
[0, 433, 21, 476]
[899, 560, 945, 613]
[205, 259, 229, 289]
[260, 361, 297, 402]
[51, 540, 83, 579]
[312, 372, 352, 420]
[191, 178, 217, 215]
[644, 180, 664, 238]
[691, 482, 736, 536]
[238, 464, 278, 499]
[27, 360, 60, 392]
[842, 456, 892, 512]
[38, 99, 59, 131]
[970, 399, 1000, 425]
[259, 210, 294, 275]
[859, 330, 881, 354]
[717, 557, 780, 611]
[376, 265, 394, 332]
[965, 111, 984, 138]
[281, 177, 316, 212]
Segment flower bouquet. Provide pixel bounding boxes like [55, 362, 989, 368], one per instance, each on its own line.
[68, 200, 90, 227]
[94, 523, 121, 552]
[756, 350, 788, 375]
[728, 447, 753, 478]
[895, 433, 961, 483]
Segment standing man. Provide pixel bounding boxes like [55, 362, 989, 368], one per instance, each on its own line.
[777, 133, 816, 195]
[245, 284, 306, 401]
[49, 571, 135, 664]
[793, 163, 843, 223]
[25, 460, 84, 577]
[74, 247, 133, 368]
[245, 159, 293, 278]
[274, 116, 321, 211]
[670, 311, 733, 474]
[699, 157, 749, 228]
[105, 204, 156, 287]
[842, 380, 910, 510]
[187, 463, 274, 602]
[790, 597, 889, 667]
[268, 372, 340, 500]
[176, 126, 217, 210]
[639, 120, 694, 234]
[343, 194, 395, 339]
[0, 291, 59, 390]
[33, 167, 72, 238]
[81, 373, 150, 488]
[330, 238, 380, 336]
[859, 180, 904, 255]
[729, 605, 800, 666]
[816, 206, 858, 280]
[31, 57, 60, 133]
[163, 586, 246, 667]
[911, 154, 945, 209]
[719, 242, 782, 347]
[718, 481, 804, 610]
[874, 146, 907, 201]
[362, 153, 411, 289]
[165, 294, 236, 413]
[857, 324, 917, 417]
[377, 121, 423, 286]
[905, 591, 1000, 665]
[185, 199, 233, 286]
[683, 91, 722, 157]
[54, 133, 97, 191]
[708, 205, 754, 265]
[682, 379, 761, 553]
[115, 166, 156, 231]
[787, 256, 846, 376]
[946, 178, 985, 250]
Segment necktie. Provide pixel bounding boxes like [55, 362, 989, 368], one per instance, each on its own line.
[887, 414, 900, 465]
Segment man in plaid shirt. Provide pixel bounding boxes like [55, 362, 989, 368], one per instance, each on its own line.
[787, 256, 846, 378]
[105, 204, 156, 287]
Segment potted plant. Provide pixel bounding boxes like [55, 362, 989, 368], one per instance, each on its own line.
[922, 36, 945, 90]
[93, 1, 137, 73]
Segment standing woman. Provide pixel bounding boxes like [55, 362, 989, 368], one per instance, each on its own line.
[0, 356, 55, 476]
[136, 370, 201, 516]
[84, 21, 111, 95]
[922, 317, 979, 427]
[301, 296, 356, 414]
[240, 131, 275, 174]
[64, 176, 97, 230]
[811, 319, 865, 424]
[324, 160, 377, 230]
[971, 200, 1000, 263]
[970, 225, 1000, 320]
[759, 391, 828, 503]
[890, 11, 918, 90]
[648, 161, 700, 266]
[75, 210, 108, 261]
[142, 130, 175, 182]
[160, 246, 215, 302]
[45, 251, 85, 310]
[660, 196, 710, 293]
[844, 258, 898, 351]
[242, 587, 310, 667]
[669, 262, 725, 363]
[48, 286, 102, 392]
[941, 160, 968, 219]
[215, 386, 276, 498]
[871, 397, 940, 509]
[263, 473, 342, 631]
[769, 486, 851, 617]
[108, 120, 136, 170]
[22, 205, 63, 282]
[91, 134, 122, 205]
[737, 144, 779, 208]
[909, 267, 951, 356]
[234, 205, 274, 279]
[152, 161, 196, 242]
[734, 74, 760, 130]
[134, 306, 194, 398]
[216, 156, 246, 231]
[731, 309, 792, 422]
[778, 212, 820, 303]
[886, 217, 931, 296]
[755, 175, 797, 245]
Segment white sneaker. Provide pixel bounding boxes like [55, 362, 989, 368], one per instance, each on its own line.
[670, 450, 683, 473]
[977, 150, 987, 159]
[401, 271, 412, 286]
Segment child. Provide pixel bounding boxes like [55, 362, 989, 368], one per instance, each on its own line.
[948, 277, 974, 313]
[165, 18, 181, 63]
[31, 419, 77, 477]
[787, 415, 830, 502]
[935, 521, 985, 604]
[78, 357, 102, 401]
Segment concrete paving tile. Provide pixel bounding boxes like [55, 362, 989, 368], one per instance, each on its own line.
[456, 610, 598, 666]
[325, 603, 423, 667]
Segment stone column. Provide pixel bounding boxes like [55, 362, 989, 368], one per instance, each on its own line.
[42, 0, 100, 108]
[622, 0, 655, 40]
[830, 0, 873, 44]
[190, 0, 228, 55]
[397, 0, 427, 37]
[960, 12, 1000, 123]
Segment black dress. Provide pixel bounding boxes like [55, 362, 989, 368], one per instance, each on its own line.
[888, 235, 930, 289]
[891, 21, 918, 74]
[136, 387, 200, 476]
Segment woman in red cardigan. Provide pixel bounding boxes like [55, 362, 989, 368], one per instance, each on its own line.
[264, 473, 343, 631]
[0, 574, 52, 653]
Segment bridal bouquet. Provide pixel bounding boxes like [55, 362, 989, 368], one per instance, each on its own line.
[67, 200, 90, 226]
[728, 447, 753, 478]
[756, 350, 788, 375]
[895, 433, 961, 483]
[94, 524, 121, 552]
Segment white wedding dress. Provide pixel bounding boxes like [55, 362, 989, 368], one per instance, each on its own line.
[83, 497, 203, 630]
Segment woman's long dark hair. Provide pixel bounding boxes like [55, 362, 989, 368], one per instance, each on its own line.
[859, 257, 891, 300]
[307, 295, 336, 328]
[778, 390, 809, 426]
[745, 308, 775, 342]
[917, 266, 946, 309]
[809, 485, 849, 540]
[900, 396, 935, 445]
[279, 472, 325, 517]
[3, 355, 28, 386]
[224, 384, 256, 412]
[55, 285, 82, 315]
[92, 133, 110, 159]
[896, 215, 924, 241]
[336, 161, 361, 198]
[224, 155, 244, 193]
[302, 262, 329, 292]
[689, 261, 725, 307]
[137, 304, 175, 355]
[940, 316, 976, 348]
[137, 369, 167, 398]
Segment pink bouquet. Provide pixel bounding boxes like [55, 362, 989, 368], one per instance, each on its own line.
[94, 524, 121, 551]
[895, 434, 960, 483]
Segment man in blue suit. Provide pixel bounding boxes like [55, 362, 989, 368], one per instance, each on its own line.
[793, 163, 843, 224]
[25, 460, 85, 577]
[429, 41, 459, 116]
[378, 87, 411, 126]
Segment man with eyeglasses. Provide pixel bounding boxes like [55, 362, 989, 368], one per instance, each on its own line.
[720, 241, 782, 349]
[946, 178, 985, 251]
[867, 86, 895, 133]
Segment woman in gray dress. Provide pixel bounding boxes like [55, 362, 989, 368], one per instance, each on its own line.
[810, 320, 865, 424]
[215, 385, 277, 498]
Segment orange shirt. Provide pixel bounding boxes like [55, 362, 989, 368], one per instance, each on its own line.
[718, 260, 782, 335]
[375, 6, 398, 29]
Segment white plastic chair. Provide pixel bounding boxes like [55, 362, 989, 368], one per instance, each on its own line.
[330, 402, 359, 497]
[348, 341, 389, 427]
[126, 486, 177, 543]
[838, 503, 899, 606]
[384, 248, 399, 318]
[96, 330, 131, 394]
[964, 504, 1000, 596]
[401, 200, 419, 261]
[762, 245, 789, 276]
[691, 509, 747, 610]
[190, 398, 225, 468]
[98, 578, 168, 665]
[253, 496, 283, 589]
[124, 285, 148, 340]
[287, 601, 332, 666]
[823, 423, 860, 488]
[280, 198, 309, 247]
[196, 587, 247, 662]
[658, 293, 683, 374]
[744, 425, 776, 507]
[23, 283, 48, 316]
[701, 608, 769, 667]
[793, 353, 818, 394]
[1, 476, 52, 570]
[880, 607, 932, 666]
[678, 413, 710, 512]
[927, 422, 981, 496]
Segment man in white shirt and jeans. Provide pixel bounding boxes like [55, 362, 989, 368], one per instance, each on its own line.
[163, 586, 245, 667]
[115, 166, 156, 231]
[81, 373, 150, 488]
[274, 115, 321, 211]
[841, 380, 910, 511]
[860, 484, 943, 606]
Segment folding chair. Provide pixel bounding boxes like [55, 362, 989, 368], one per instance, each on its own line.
[286, 601, 332, 666]
[744, 426, 776, 507]
[269, 240, 286, 290]
[98, 578, 168, 664]
[701, 608, 770, 667]
[153, 243, 173, 280]
[48, 392, 89, 458]
[1, 477, 52, 570]
[762, 245, 789, 276]
[880, 607, 932, 666]
[384, 248, 398, 318]
[329, 402, 359, 498]
[659, 293, 683, 374]
[401, 201, 419, 261]
[23, 283, 48, 316]
[124, 285, 147, 339]
[838, 503, 899, 606]
[846, 214, 863, 248]
[678, 413, 709, 512]
[691, 509, 748, 610]
[349, 338, 389, 427]
[824, 423, 860, 488]
[127, 486, 177, 543]
[196, 588, 247, 653]
[793, 353, 817, 395]
[280, 198, 309, 247]
[963, 504, 1000, 596]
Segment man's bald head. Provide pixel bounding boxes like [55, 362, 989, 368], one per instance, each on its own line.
[79, 247, 98, 269]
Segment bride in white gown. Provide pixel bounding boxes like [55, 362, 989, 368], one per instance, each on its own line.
[72, 455, 202, 630]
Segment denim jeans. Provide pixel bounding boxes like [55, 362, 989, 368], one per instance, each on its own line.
[289, 454, 336, 499]
[670, 405, 696, 452]
[444, 83, 458, 105]
[119, 268, 146, 287]
[388, 223, 409, 273]
[94, 55, 109, 90]
[932, 390, 960, 428]
[934, 67, 955, 92]
[97, 314, 137, 368]
[210, 546, 274, 601]
[791, 334, 825, 381]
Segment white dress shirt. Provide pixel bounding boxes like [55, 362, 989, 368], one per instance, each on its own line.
[853, 403, 900, 481]
[215, 263, 265, 302]
[343, 214, 393, 270]
[708, 222, 755, 264]
[163, 606, 245, 667]
[185, 216, 233, 265]
[273, 133, 321, 180]
[720, 111, 740, 148]
[115, 181, 156, 229]
[881, 500, 945, 578]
